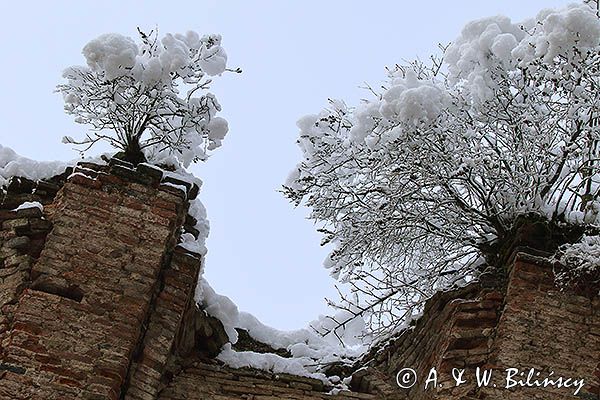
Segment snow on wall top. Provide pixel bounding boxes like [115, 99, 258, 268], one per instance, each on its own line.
[0, 145, 70, 188]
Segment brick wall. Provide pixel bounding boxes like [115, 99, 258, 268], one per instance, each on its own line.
[355, 251, 600, 400]
[352, 284, 504, 399]
[0, 174, 67, 394]
[158, 359, 375, 400]
[0, 161, 597, 400]
[0, 161, 194, 399]
[478, 253, 600, 399]
[0, 161, 378, 400]
[124, 248, 203, 400]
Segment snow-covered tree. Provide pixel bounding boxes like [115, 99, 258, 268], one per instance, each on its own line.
[57, 29, 239, 165]
[285, 3, 600, 339]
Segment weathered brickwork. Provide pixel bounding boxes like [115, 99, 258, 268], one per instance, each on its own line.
[0, 207, 53, 340]
[477, 254, 600, 399]
[355, 252, 600, 400]
[0, 161, 376, 400]
[158, 360, 375, 400]
[124, 248, 203, 400]
[352, 284, 503, 399]
[0, 174, 67, 381]
[0, 162, 193, 399]
[0, 160, 597, 400]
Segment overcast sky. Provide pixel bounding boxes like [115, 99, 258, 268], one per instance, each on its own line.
[0, 0, 573, 330]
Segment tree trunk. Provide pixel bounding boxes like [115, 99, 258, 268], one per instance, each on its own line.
[120, 139, 146, 165]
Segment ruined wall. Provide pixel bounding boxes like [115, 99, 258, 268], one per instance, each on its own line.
[352, 284, 504, 399]
[0, 161, 377, 400]
[0, 161, 598, 400]
[124, 246, 202, 400]
[0, 161, 197, 399]
[0, 174, 66, 374]
[355, 252, 600, 400]
[480, 254, 600, 399]
[159, 360, 375, 400]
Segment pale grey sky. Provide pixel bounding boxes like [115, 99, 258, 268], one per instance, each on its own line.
[0, 0, 572, 330]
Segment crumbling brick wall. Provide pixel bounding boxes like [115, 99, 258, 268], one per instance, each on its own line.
[351, 284, 503, 400]
[0, 161, 378, 400]
[124, 247, 204, 400]
[478, 254, 600, 399]
[158, 360, 374, 400]
[0, 174, 67, 380]
[0, 161, 196, 399]
[0, 161, 597, 400]
[354, 252, 600, 400]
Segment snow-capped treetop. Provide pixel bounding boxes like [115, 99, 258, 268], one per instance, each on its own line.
[82, 33, 139, 81]
[284, 2, 600, 340]
[445, 3, 600, 103]
[57, 29, 238, 167]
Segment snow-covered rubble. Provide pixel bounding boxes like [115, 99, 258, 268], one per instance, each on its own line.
[197, 278, 366, 387]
